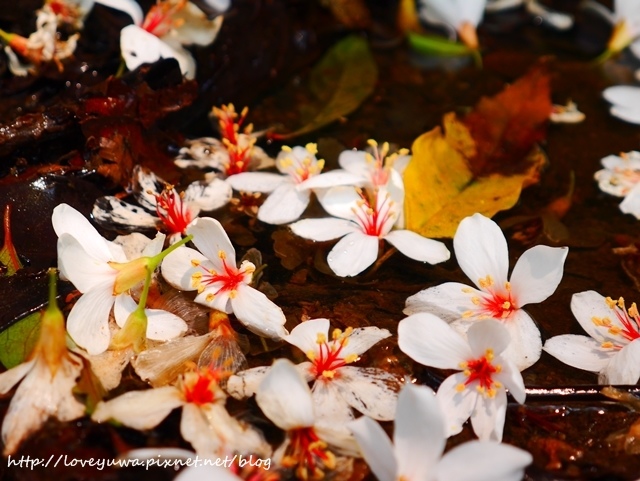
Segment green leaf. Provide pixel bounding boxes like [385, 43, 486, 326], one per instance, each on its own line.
[0, 312, 40, 369]
[271, 35, 378, 140]
[407, 32, 473, 57]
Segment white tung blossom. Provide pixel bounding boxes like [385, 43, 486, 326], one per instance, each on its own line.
[404, 212, 567, 370]
[594, 149, 640, 218]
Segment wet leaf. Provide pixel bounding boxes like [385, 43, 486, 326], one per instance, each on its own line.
[0, 311, 40, 369]
[404, 124, 544, 238]
[462, 58, 552, 177]
[270, 35, 378, 140]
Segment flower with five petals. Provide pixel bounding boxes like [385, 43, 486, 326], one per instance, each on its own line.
[404, 212, 567, 370]
[544, 291, 640, 385]
[161, 217, 288, 339]
[290, 186, 450, 277]
[349, 383, 532, 481]
[227, 318, 400, 423]
[398, 316, 526, 441]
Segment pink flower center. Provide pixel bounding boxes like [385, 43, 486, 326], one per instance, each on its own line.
[191, 252, 255, 302]
[458, 349, 502, 398]
[364, 139, 409, 188]
[307, 328, 358, 380]
[593, 297, 640, 350]
[351, 189, 395, 237]
[463, 276, 518, 320]
[282, 427, 336, 480]
[155, 187, 193, 235]
[277, 144, 324, 184]
[142, 0, 186, 37]
[181, 368, 223, 405]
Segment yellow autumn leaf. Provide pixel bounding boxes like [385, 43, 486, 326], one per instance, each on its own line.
[404, 122, 545, 238]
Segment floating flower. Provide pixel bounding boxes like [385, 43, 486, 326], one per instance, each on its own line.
[405, 213, 567, 370]
[0, 270, 85, 455]
[544, 291, 640, 384]
[585, 0, 640, 59]
[226, 144, 361, 225]
[227, 318, 399, 422]
[175, 104, 274, 175]
[93, 164, 231, 243]
[550, 100, 585, 124]
[1, 8, 78, 76]
[349, 383, 532, 481]
[119, 0, 228, 79]
[161, 217, 288, 339]
[398, 316, 526, 441]
[93, 367, 269, 457]
[53, 204, 188, 355]
[603, 86, 640, 125]
[417, 0, 486, 49]
[594, 149, 640, 218]
[290, 186, 450, 277]
[255, 359, 359, 479]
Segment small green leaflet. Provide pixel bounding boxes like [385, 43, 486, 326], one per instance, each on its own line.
[271, 35, 378, 140]
[0, 312, 40, 369]
[407, 32, 473, 56]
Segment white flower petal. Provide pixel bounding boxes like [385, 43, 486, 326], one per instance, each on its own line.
[290, 217, 357, 241]
[187, 217, 236, 267]
[92, 386, 183, 429]
[333, 366, 400, 420]
[398, 313, 471, 369]
[500, 310, 542, 371]
[52, 203, 116, 263]
[256, 359, 315, 430]
[436, 440, 532, 481]
[341, 326, 391, 358]
[67, 283, 115, 355]
[95, 0, 143, 24]
[404, 282, 477, 320]
[395, 384, 444, 480]
[231, 284, 288, 339]
[311, 381, 354, 426]
[348, 416, 396, 481]
[183, 178, 232, 211]
[0, 359, 35, 395]
[453, 214, 509, 289]
[226, 365, 273, 399]
[171, 3, 223, 46]
[92, 196, 158, 231]
[161, 246, 208, 291]
[494, 359, 526, 404]
[258, 183, 311, 225]
[327, 231, 379, 277]
[299, 170, 364, 189]
[610, 104, 640, 125]
[525, 0, 573, 30]
[602, 339, 640, 384]
[145, 308, 188, 341]
[509, 245, 568, 307]
[225, 172, 286, 193]
[2, 355, 84, 455]
[470, 391, 507, 441]
[619, 184, 640, 218]
[57, 233, 116, 292]
[285, 318, 330, 354]
[604, 86, 640, 111]
[113, 293, 136, 328]
[316, 185, 362, 221]
[338, 150, 369, 177]
[384, 230, 450, 264]
[436, 373, 476, 437]
[175, 466, 241, 481]
[466, 319, 511, 358]
[570, 290, 615, 341]
[543, 335, 612, 373]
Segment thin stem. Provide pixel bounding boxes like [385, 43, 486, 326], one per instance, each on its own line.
[148, 233, 193, 271]
[366, 245, 398, 277]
